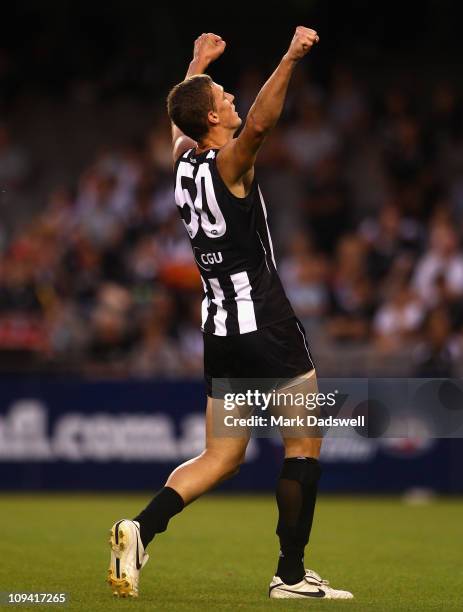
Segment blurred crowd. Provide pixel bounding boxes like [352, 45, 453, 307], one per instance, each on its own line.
[1, 64, 463, 377]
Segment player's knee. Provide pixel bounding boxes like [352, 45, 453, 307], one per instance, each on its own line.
[223, 454, 245, 479]
[229, 451, 246, 476]
[215, 451, 245, 480]
[279, 456, 322, 487]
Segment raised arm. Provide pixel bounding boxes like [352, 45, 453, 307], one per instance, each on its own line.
[218, 26, 319, 188]
[171, 33, 226, 162]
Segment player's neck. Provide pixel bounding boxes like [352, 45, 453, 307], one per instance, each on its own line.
[197, 128, 233, 153]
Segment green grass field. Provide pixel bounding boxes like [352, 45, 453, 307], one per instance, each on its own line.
[0, 494, 462, 611]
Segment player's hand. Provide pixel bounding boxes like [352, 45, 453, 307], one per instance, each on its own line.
[286, 26, 319, 62]
[193, 33, 226, 66]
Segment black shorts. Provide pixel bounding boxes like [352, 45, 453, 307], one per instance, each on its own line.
[203, 316, 315, 397]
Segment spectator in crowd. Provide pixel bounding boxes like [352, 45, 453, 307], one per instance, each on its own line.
[284, 97, 340, 172]
[327, 235, 375, 343]
[413, 223, 463, 308]
[374, 277, 425, 353]
[280, 231, 329, 325]
[414, 308, 461, 378]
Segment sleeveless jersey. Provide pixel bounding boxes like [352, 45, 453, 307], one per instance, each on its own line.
[174, 147, 295, 335]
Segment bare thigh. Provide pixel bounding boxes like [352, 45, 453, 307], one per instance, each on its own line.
[278, 370, 323, 459]
[205, 395, 251, 461]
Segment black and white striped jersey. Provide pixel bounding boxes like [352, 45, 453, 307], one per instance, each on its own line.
[174, 147, 295, 336]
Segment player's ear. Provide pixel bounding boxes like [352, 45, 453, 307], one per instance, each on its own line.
[208, 110, 219, 126]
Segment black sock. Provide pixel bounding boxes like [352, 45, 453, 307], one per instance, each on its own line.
[275, 457, 321, 585]
[133, 486, 184, 549]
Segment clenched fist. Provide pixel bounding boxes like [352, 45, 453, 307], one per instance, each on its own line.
[193, 33, 226, 66]
[286, 26, 319, 62]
